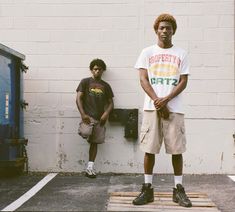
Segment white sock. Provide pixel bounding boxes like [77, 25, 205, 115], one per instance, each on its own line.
[174, 175, 183, 188]
[144, 174, 153, 185]
[87, 161, 94, 169]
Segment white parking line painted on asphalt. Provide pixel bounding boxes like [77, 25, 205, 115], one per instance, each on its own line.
[1, 173, 58, 212]
[228, 175, 235, 182]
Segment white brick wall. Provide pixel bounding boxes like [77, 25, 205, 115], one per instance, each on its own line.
[0, 0, 234, 173]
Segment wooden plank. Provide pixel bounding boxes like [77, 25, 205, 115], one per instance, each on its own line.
[107, 192, 220, 212]
[110, 196, 214, 203]
[110, 192, 208, 198]
[109, 198, 216, 207]
[107, 205, 219, 212]
[109, 199, 215, 206]
[108, 205, 220, 212]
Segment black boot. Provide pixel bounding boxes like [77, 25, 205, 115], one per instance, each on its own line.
[132, 183, 154, 205]
[173, 184, 192, 207]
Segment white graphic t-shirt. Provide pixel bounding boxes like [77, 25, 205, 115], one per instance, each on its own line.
[135, 44, 189, 114]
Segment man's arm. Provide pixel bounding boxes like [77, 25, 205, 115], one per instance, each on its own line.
[76, 91, 91, 124]
[100, 98, 114, 126]
[154, 74, 188, 109]
[139, 68, 158, 101]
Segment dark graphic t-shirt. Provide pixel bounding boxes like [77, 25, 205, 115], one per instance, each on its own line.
[76, 77, 114, 120]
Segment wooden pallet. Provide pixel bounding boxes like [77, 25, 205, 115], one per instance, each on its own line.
[107, 192, 220, 211]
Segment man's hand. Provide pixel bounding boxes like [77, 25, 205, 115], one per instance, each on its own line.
[81, 114, 91, 124]
[100, 113, 108, 126]
[157, 105, 170, 119]
[154, 97, 169, 110]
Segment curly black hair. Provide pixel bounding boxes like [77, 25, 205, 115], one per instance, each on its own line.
[153, 13, 177, 34]
[89, 58, 107, 71]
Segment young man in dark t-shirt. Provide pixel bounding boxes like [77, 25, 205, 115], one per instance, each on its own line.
[76, 58, 114, 178]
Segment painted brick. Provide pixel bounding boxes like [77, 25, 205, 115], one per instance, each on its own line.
[0, 0, 233, 174]
[173, 41, 189, 52]
[0, 17, 13, 28]
[104, 68, 138, 80]
[189, 41, 219, 54]
[35, 68, 85, 80]
[189, 54, 204, 67]
[179, 28, 204, 41]
[190, 67, 234, 80]
[203, 54, 234, 67]
[61, 93, 77, 107]
[26, 55, 94, 68]
[217, 93, 235, 106]
[204, 28, 234, 41]
[113, 93, 143, 108]
[25, 134, 58, 171]
[189, 41, 234, 54]
[109, 79, 139, 94]
[0, 30, 28, 41]
[189, 15, 219, 28]
[24, 80, 49, 93]
[0, 0, 13, 3]
[218, 15, 234, 28]
[35, 93, 61, 107]
[24, 93, 37, 107]
[18, 0, 125, 3]
[100, 4, 139, 17]
[203, 2, 234, 15]
[187, 79, 234, 93]
[184, 93, 217, 106]
[185, 105, 234, 119]
[49, 80, 78, 93]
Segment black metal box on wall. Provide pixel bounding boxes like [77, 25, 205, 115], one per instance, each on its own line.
[0, 43, 28, 176]
[109, 109, 138, 140]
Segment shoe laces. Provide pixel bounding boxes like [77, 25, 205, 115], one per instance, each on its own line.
[86, 167, 96, 174]
[177, 187, 190, 201]
[137, 184, 150, 196]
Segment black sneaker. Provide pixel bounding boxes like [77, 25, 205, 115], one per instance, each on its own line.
[132, 183, 154, 205]
[173, 184, 192, 207]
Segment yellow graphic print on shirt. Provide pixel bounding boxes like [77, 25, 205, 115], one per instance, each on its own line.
[148, 54, 181, 86]
[89, 87, 104, 97]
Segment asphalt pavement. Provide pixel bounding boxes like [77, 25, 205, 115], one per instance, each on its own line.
[0, 173, 234, 211]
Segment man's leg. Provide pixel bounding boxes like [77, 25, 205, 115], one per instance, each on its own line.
[172, 154, 192, 207]
[89, 143, 97, 162]
[86, 143, 97, 178]
[133, 111, 159, 205]
[144, 152, 155, 174]
[144, 152, 155, 184]
[172, 154, 183, 186]
[133, 153, 155, 205]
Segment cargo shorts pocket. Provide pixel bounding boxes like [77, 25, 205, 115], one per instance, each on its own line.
[91, 124, 106, 144]
[180, 125, 185, 134]
[140, 127, 149, 143]
[78, 121, 94, 140]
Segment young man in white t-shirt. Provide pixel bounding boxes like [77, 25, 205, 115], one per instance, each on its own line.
[132, 14, 192, 208]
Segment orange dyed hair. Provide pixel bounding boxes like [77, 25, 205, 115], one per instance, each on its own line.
[153, 13, 177, 34]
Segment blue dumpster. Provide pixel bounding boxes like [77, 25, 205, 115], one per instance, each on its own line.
[0, 43, 28, 176]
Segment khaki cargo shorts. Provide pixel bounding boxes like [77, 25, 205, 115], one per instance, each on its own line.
[78, 117, 106, 144]
[140, 110, 186, 154]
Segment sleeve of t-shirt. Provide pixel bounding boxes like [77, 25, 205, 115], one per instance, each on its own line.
[76, 78, 87, 92]
[180, 52, 190, 75]
[105, 83, 114, 99]
[134, 49, 148, 70]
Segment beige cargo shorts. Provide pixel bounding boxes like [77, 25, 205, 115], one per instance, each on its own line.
[139, 110, 186, 154]
[78, 117, 106, 144]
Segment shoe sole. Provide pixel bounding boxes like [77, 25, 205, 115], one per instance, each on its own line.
[132, 198, 154, 205]
[85, 173, 96, 178]
[173, 199, 192, 208]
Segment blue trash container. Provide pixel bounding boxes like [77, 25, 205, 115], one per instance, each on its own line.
[0, 43, 28, 176]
